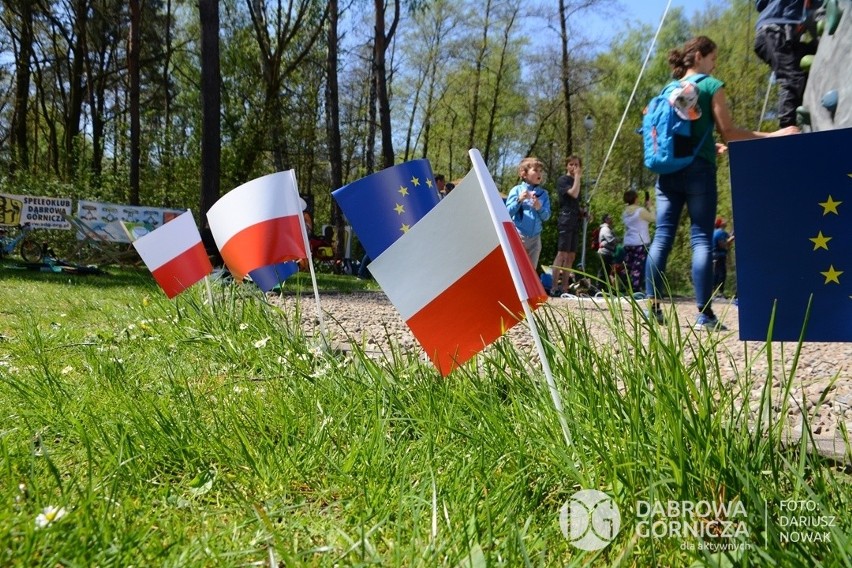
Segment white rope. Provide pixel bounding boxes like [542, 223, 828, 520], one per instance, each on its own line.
[587, 0, 674, 201]
[758, 72, 774, 130]
[578, 0, 674, 268]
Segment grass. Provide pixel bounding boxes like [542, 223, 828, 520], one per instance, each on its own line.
[0, 265, 849, 566]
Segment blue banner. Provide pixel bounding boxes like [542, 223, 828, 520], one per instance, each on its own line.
[729, 128, 851, 341]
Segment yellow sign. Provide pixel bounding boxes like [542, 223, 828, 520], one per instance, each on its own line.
[0, 195, 23, 226]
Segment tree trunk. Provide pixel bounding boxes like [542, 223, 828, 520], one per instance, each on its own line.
[467, 0, 492, 152]
[373, 0, 399, 169]
[87, 52, 106, 184]
[243, 0, 329, 179]
[483, 3, 518, 164]
[199, 0, 221, 258]
[163, 0, 174, 192]
[366, 47, 377, 175]
[128, 0, 141, 204]
[559, 0, 574, 157]
[10, 0, 34, 174]
[32, 58, 60, 176]
[64, 0, 89, 180]
[325, 0, 346, 260]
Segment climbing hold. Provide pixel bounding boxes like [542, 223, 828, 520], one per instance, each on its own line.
[800, 54, 814, 71]
[826, 0, 843, 35]
[796, 106, 811, 126]
[821, 90, 838, 113]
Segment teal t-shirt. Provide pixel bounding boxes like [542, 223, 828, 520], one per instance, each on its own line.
[689, 74, 724, 166]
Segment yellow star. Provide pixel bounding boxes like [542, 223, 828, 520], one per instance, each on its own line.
[820, 265, 843, 284]
[400, 223, 410, 233]
[818, 195, 841, 215]
[394, 203, 405, 215]
[410, 176, 420, 187]
[426, 179, 433, 188]
[398, 185, 408, 197]
[809, 231, 832, 250]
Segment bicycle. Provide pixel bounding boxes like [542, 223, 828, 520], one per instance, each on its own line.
[0, 223, 44, 263]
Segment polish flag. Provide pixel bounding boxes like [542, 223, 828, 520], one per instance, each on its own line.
[132, 210, 213, 299]
[368, 150, 547, 375]
[207, 171, 307, 281]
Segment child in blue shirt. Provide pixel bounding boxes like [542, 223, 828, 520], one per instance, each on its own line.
[506, 157, 551, 269]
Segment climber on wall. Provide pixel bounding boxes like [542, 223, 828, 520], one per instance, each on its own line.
[754, 0, 824, 129]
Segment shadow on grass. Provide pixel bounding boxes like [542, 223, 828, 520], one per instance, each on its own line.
[0, 259, 154, 289]
[1, 258, 382, 294]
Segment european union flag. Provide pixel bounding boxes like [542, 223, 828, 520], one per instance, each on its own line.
[332, 160, 441, 259]
[729, 127, 851, 342]
[249, 261, 299, 292]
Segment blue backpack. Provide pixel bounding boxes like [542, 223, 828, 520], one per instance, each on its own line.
[642, 74, 711, 175]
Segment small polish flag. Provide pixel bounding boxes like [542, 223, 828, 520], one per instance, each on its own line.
[207, 171, 307, 281]
[367, 151, 547, 375]
[132, 210, 212, 299]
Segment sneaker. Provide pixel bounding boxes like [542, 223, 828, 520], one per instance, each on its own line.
[644, 307, 664, 324]
[694, 313, 728, 331]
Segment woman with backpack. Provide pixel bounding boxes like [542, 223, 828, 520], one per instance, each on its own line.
[644, 36, 798, 331]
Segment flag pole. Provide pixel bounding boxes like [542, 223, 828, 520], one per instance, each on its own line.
[469, 149, 572, 447]
[204, 274, 214, 307]
[287, 171, 327, 342]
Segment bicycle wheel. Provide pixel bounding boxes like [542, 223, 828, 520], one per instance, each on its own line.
[20, 239, 43, 263]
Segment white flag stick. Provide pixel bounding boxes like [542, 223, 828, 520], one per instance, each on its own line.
[204, 274, 214, 307]
[287, 170, 326, 341]
[469, 149, 572, 447]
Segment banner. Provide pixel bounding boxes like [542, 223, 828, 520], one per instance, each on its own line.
[729, 128, 851, 342]
[76, 200, 185, 243]
[0, 193, 72, 229]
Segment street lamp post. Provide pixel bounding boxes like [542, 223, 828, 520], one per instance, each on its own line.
[579, 114, 594, 271]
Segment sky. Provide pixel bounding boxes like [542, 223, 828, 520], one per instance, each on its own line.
[623, 0, 712, 24]
[582, 0, 720, 46]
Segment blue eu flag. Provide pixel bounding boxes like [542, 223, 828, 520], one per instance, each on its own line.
[249, 261, 299, 292]
[729, 127, 851, 342]
[332, 160, 441, 259]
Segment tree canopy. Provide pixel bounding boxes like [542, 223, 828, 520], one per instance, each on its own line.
[0, 0, 772, 280]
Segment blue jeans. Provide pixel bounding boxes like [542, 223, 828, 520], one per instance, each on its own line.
[645, 158, 717, 313]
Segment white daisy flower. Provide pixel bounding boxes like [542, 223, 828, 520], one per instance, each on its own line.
[35, 506, 67, 529]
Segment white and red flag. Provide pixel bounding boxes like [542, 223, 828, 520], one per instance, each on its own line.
[367, 150, 547, 375]
[207, 171, 307, 281]
[132, 210, 212, 299]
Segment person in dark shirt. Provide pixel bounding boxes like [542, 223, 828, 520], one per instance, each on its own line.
[754, 0, 822, 128]
[712, 217, 734, 297]
[548, 155, 582, 296]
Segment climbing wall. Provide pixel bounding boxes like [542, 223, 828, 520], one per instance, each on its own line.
[802, 0, 852, 130]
